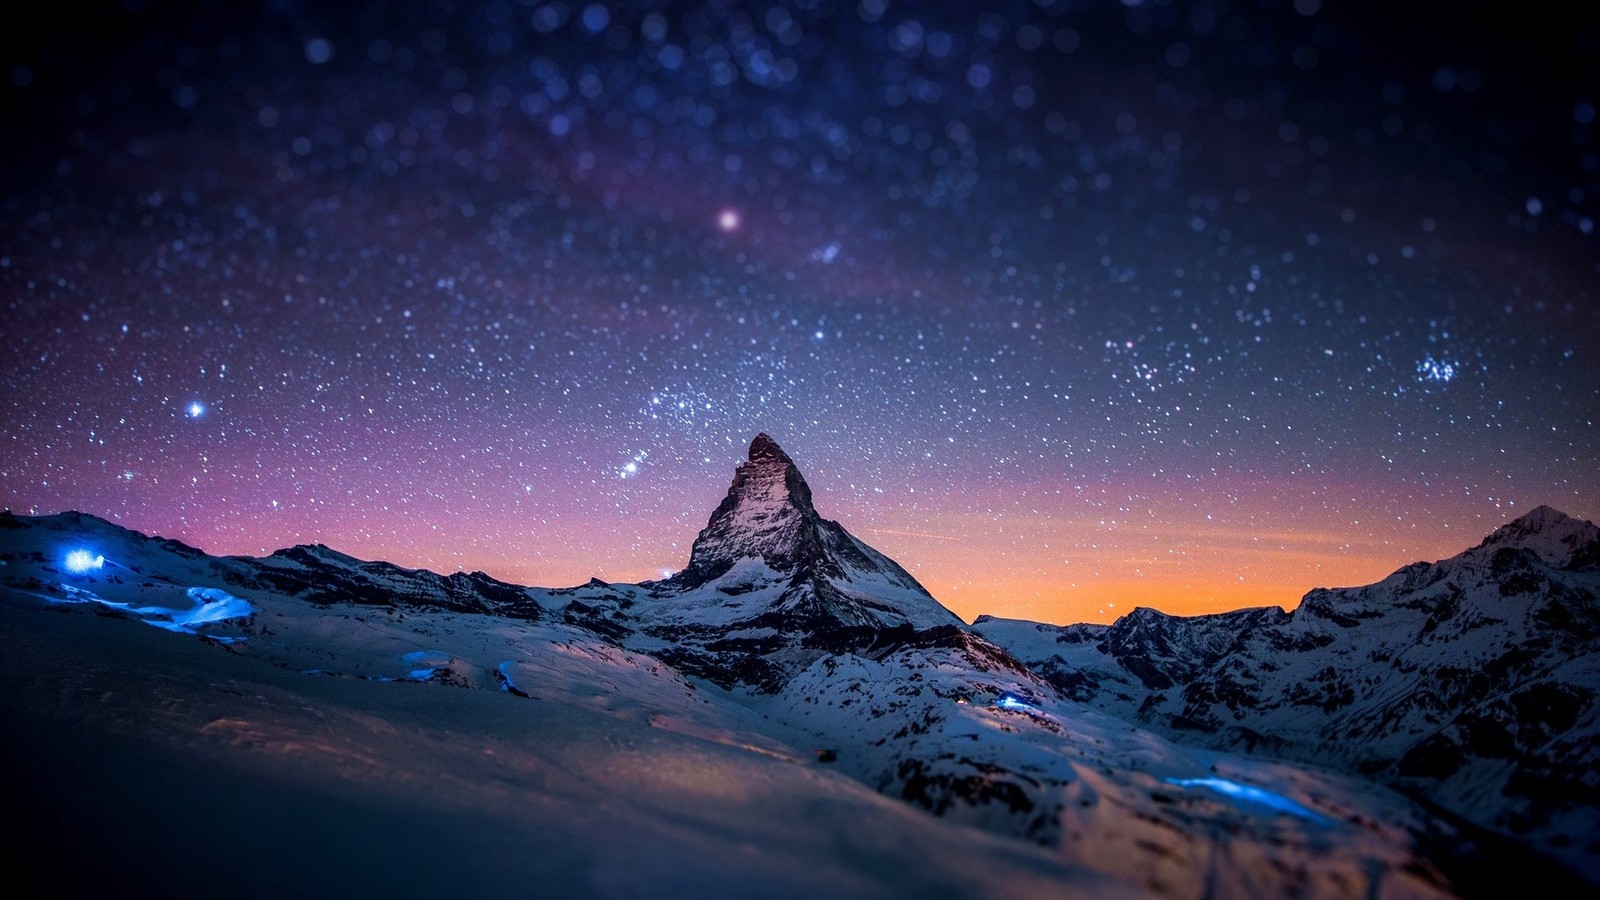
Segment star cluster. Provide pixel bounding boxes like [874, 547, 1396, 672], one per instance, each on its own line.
[3, 0, 1597, 623]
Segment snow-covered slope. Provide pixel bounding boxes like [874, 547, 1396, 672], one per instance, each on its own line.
[973, 606, 1289, 720]
[754, 626, 1458, 898]
[4, 448, 1595, 895]
[977, 506, 1600, 879]
[1, 585, 1125, 900]
[0, 508, 1460, 898]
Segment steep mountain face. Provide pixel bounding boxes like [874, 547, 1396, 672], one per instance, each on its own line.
[672, 434, 856, 586]
[978, 506, 1600, 876]
[625, 435, 958, 675]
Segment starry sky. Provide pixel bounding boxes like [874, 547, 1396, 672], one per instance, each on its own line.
[3, 0, 1597, 625]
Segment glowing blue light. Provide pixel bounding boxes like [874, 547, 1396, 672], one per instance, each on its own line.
[64, 549, 105, 573]
[1164, 777, 1328, 822]
[497, 660, 528, 697]
[408, 668, 437, 680]
[993, 693, 1040, 713]
[46, 584, 253, 636]
[186, 401, 206, 418]
[138, 587, 255, 633]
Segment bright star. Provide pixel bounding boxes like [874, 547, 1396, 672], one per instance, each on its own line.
[186, 401, 206, 418]
[618, 450, 649, 478]
[717, 209, 740, 232]
[1416, 355, 1457, 383]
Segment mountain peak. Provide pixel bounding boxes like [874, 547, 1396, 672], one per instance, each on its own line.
[748, 432, 786, 463]
[665, 436, 957, 628]
[1506, 505, 1573, 532]
[670, 434, 821, 587]
[1474, 505, 1599, 569]
[734, 433, 816, 516]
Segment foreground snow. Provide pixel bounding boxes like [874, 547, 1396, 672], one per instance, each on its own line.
[2, 600, 1119, 900]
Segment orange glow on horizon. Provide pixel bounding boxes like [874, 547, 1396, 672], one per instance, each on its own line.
[123, 468, 1593, 631]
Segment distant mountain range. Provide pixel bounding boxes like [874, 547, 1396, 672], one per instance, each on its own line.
[2, 435, 1595, 897]
[975, 504, 1600, 873]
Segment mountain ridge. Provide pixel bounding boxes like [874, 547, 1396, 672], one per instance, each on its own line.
[3, 450, 1597, 890]
[974, 503, 1600, 876]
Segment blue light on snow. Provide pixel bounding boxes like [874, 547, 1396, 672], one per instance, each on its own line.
[993, 693, 1041, 713]
[175, 587, 254, 627]
[140, 588, 255, 634]
[1164, 777, 1328, 822]
[403, 650, 448, 680]
[45, 584, 252, 636]
[497, 660, 528, 696]
[64, 549, 105, 573]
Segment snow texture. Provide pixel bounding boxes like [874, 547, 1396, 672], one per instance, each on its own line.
[976, 505, 1600, 879]
[2, 448, 1595, 896]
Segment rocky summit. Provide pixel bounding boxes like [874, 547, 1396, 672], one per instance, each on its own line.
[657, 433, 958, 632]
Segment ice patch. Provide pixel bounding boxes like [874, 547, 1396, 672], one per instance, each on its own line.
[1164, 777, 1329, 822]
[992, 692, 1041, 713]
[402, 649, 451, 680]
[48, 583, 253, 637]
[497, 660, 529, 697]
[171, 587, 254, 628]
[56, 583, 104, 603]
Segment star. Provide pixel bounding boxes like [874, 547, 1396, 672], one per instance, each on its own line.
[186, 402, 206, 418]
[717, 209, 741, 232]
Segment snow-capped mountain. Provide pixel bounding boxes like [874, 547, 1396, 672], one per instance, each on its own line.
[590, 434, 961, 691]
[654, 433, 959, 629]
[974, 606, 1290, 721]
[975, 505, 1600, 877]
[3, 441, 1596, 895]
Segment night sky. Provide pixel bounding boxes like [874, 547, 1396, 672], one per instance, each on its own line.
[3, 0, 1597, 625]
